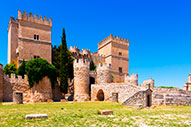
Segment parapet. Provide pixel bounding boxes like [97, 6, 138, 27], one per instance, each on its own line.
[97, 63, 111, 71]
[8, 73, 28, 84]
[17, 10, 52, 27]
[98, 34, 129, 49]
[81, 48, 90, 55]
[70, 46, 80, 53]
[74, 58, 90, 68]
[70, 46, 91, 59]
[125, 73, 138, 85]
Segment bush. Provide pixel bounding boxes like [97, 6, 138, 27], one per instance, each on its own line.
[18, 59, 26, 78]
[25, 58, 57, 88]
[3, 63, 17, 77]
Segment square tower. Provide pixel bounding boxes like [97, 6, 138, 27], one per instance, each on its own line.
[8, 10, 52, 67]
[98, 34, 129, 82]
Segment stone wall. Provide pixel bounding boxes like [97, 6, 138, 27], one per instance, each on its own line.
[122, 89, 152, 107]
[96, 63, 112, 84]
[0, 64, 3, 101]
[2, 73, 54, 103]
[91, 83, 144, 102]
[73, 58, 90, 102]
[152, 88, 191, 105]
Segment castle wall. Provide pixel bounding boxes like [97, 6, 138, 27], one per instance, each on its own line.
[91, 83, 143, 102]
[96, 64, 112, 84]
[8, 18, 18, 64]
[152, 88, 191, 105]
[0, 65, 3, 101]
[1, 72, 53, 103]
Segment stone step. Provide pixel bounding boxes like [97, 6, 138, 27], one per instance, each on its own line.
[25, 114, 48, 120]
[99, 110, 113, 115]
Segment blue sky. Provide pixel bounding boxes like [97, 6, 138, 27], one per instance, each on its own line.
[0, 0, 191, 88]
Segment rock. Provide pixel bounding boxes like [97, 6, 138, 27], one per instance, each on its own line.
[60, 99, 67, 102]
[25, 114, 48, 120]
[99, 110, 113, 115]
[47, 99, 53, 102]
[135, 104, 143, 110]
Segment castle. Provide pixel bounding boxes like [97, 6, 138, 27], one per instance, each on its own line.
[1, 10, 191, 107]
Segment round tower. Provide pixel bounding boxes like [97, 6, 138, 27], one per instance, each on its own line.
[96, 63, 112, 84]
[73, 58, 90, 102]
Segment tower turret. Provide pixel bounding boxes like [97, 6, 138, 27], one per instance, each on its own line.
[73, 58, 90, 102]
[96, 63, 112, 84]
[124, 73, 138, 86]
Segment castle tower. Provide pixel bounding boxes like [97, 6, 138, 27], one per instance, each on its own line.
[188, 74, 191, 83]
[0, 64, 3, 102]
[124, 73, 138, 86]
[73, 58, 90, 102]
[98, 34, 129, 82]
[8, 10, 52, 67]
[96, 63, 112, 84]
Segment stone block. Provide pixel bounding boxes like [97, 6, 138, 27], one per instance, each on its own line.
[99, 110, 113, 115]
[60, 99, 67, 102]
[25, 114, 48, 120]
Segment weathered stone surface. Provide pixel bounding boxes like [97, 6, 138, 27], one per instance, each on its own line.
[13, 92, 23, 104]
[96, 63, 112, 84]
[73, 58, 90, 102]
[99, 110, 113, 115]
[152, 88, 191, 106]
[25, 114, 48, 120]
[112, 92, 118, 102]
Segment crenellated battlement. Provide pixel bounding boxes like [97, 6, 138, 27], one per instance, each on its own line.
[74, 58, 90, 68]
[70, 46, 91, 59]
[6, 73, 28, 84]
[17, 10, 52, 27]
[125, 73, 138, 85]
[98, 34, 129, 49]
[97, 63, 111, 71]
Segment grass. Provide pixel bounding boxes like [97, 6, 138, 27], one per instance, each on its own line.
[0, 102, 191, 127]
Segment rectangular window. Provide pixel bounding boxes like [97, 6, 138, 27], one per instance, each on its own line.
[37, 35, 39, 40]
[34, 56, 40, 59]
[34, 34, 39, 40]
[119, 52, 122, 56]
[34, 34, 36, 40]
[119, 67, 122, 73]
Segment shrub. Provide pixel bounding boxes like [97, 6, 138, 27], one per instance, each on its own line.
[3, 63, 17, 77]
[25, 58, 57, 88]
[18, 59, 26, 78]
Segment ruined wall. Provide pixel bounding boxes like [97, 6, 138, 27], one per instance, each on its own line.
[91, 83, 144, 102]
[152, 88, 191, 105]
[142, 78, 154, 87]
[2, 73, 53, 103]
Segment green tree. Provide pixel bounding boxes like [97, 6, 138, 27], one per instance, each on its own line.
[25, 58, 57, 88]
[18, 59, 26, 78]
[3, 63, 17, 77]
[90, 61, 96, 71]
[60, 28, 69, 93]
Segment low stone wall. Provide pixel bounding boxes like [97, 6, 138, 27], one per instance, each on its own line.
[152, 88, 191, 105]
[91, 83, 144, 102]
[2, 74, 54, 103]
[122, 89, 152, 107]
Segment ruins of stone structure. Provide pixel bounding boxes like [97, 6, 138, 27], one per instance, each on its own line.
[0, 64, 63, 103]
[183, 74, 191, 91]
[142, 78, 154, 87]
[8, 10, 52, 67]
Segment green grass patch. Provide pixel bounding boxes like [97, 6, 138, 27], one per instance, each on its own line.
[0, 102, 191, 126]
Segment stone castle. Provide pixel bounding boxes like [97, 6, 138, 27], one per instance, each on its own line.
[1, 10, 191, 107]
